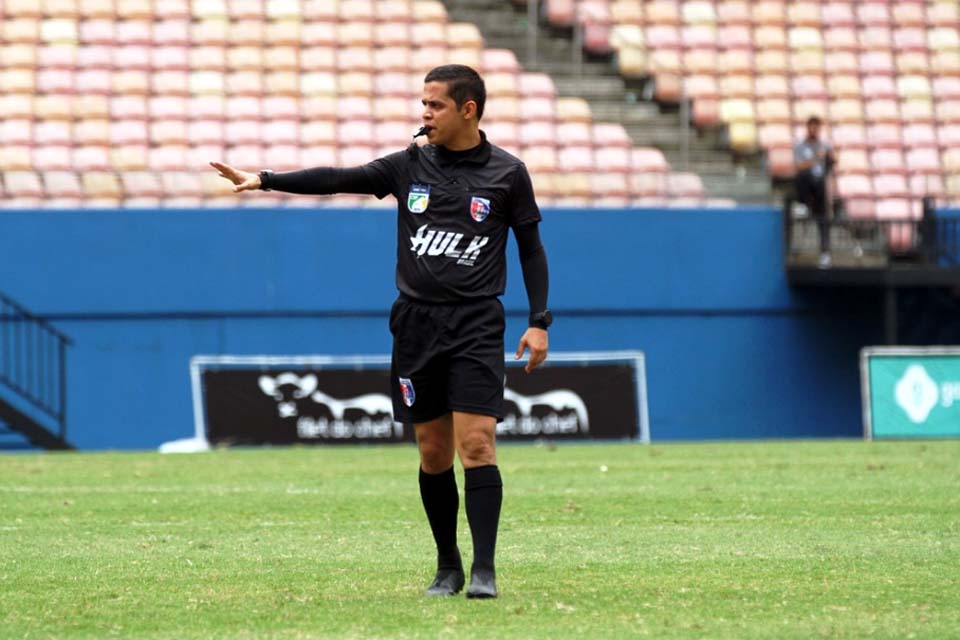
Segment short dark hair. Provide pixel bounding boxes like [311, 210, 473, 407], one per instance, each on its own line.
[424, 64, 486, 120]
[807, 115, 822, 126]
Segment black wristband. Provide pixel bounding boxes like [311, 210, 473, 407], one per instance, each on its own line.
[529, 310, 553, 330]
[258, 169, 274, 191]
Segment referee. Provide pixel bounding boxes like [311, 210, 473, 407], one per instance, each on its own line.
[211, 65, 551, 599]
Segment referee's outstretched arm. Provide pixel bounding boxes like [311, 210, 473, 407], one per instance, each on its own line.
[209, 161, 385, 195]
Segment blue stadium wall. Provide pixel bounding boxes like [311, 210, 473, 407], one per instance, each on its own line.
[0, 206, 881, 450]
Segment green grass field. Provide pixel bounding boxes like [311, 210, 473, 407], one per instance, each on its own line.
[2, 441, 959, 639]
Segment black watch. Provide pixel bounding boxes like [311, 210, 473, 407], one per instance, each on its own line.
[529, 310, 553, 330]
[258, 169, 274, 191]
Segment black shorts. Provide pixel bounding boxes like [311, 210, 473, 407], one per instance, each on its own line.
[390, 294, 505, 424]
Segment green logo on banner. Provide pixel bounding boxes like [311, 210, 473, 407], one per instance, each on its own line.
[864, 351, 960, 438]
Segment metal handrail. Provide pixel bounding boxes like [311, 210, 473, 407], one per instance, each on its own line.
[0, 292, 71, 440]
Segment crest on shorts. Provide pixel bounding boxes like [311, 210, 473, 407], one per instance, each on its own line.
[407, 185, 430, 214]
[470, 196, 491, 222]
[399, 377, 416, 407]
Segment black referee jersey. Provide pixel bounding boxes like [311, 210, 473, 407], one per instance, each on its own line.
[364, 132, 542, 303]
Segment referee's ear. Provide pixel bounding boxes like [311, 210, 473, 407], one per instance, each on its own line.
[460, 100, 479, 121]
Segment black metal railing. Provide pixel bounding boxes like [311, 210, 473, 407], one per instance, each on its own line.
[784, 198, 960, 268]
[0, 292, 71, 440]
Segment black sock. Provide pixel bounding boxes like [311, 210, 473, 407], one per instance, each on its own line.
[464, 465, 502, 574]
[419, 466, 462, 571]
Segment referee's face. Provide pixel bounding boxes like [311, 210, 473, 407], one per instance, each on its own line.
[421, 81, 475, 147]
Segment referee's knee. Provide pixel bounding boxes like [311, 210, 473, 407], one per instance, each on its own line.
[419, 441, 455, 473]
[457, 434, 496, 467]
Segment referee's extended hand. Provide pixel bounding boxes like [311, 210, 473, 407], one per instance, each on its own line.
[515, 328, 548, 373]
[209, 161, 261, 192]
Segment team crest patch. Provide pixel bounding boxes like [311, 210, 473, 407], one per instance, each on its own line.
[399, 377, 416, 407]
[407, 185, 430, 214]
[470, 196, 491, 222]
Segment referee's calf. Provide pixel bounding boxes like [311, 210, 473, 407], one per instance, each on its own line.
[211, 64, 551, 599]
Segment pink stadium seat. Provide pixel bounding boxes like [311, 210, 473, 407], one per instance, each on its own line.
[593, 123, 632, 148]
[685, 75, 719, 101]
[905, 148, 942, 175]
[910, 174, 946, 200]
[756, 75, 789, 99]
[373, 47, 412, 73]
[520, 122, 558, 147]
[32, 146, 72, 171]
[860, 27, 893, 51]
[521, 97, 556, 123]
[863, 75, 897, 100]
[263, 145, 302, 172]
[148, 146, 187, 171]
[631, 148, 670, 173]
[933, 78, 960, 101]
[791, 75, 827, 100]
[373, 121, 410, 148]
[339, 145, 377, 167]
[43, 172, 83, 198]
[483, 122, 520, 149]
[873, 173, 909, 198]
[37, 45, 77, 69]
[483, 49, 520, 74]
[718, 48, 754, 75]
[262, 120, 299, 145]
[876, 199, 916, 220]
[837, 174, 872, 198]
[555, 122, 592, 146]
[590, 174, 631, 206]
[865, 123, 902, 149]
[224, 144, 264, 168]
[756, 98, 791, 123]
[151, 45, 189, 70]
[901, 100, 935, 125]
[667, 172, 705, 199]
[594, 147, 632, 173]
[645, 25, 681, 49]
[72, 146, 111, 172]
[871, 149, 906, 173]
[752, 1, 786, 26]
[837, 148, 870, 173]
[754, 26, 787, 50]
[5, 172, 44, 198]
[558, 146, 594, 172]
[521, 145, 558, 172]
[716, 0, 751, 25]
[73, 119, 110, 145]
[153, 20, 190, 46]
[682, 25, 717, 49]
[891, 5, 927, 29]
[630, 172, 668, 199]
[937, 101, 960, 125]
[409, 23, 446, 49]
[939, 125, 960, 149]
[865, 99, 900, 124]
[519, 73, 557, 99]
[34, 121, 72, 146]
[373, 23, 409, 48]
[823, 27, 858, 51]
[902, 124, 938, 149]
[860, 51, 895, 76]
[767, 147, 795, 178]
[79, 19, 115, 44]
[546, 0, 576, 27]
[857, 3, 891, 27]
[151, 70, 189, 95]
[110, 120, 148, 146]
[831, 124, 867, 149]
[758, 124, 793, 150]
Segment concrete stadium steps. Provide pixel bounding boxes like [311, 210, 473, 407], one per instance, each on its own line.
[442, 0, 776, 204]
